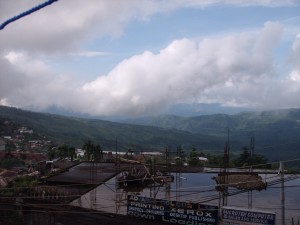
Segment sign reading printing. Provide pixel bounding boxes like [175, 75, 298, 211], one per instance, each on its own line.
[127, 195, 218, 225]
[222, 207, 276, 225]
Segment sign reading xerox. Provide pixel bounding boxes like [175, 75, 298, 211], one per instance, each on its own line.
[127, 195, 218, 225]
[222, 207, 276, 225]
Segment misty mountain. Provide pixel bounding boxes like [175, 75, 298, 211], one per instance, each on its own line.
[124, 109, 300, 135]
[166, 103, 251, 117]
[1, 106, 300, 163]
[0, 106, 226, 152]
[124, 108, 300, 161]
[41, 103, 250, 121]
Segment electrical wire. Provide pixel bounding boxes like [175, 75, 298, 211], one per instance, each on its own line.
[0, 0, 58, 30]
[190, 175, 300, 204]
[0, 166, 297, 195]
[1, 175, 298, 210]
[0, 159, 299, 223]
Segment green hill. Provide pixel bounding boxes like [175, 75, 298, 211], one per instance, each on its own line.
[1, 106, 300, 163]
[0, 106, 226, 152]
[125, 109, 300, 161]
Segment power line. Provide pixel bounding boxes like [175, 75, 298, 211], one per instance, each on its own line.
[0, 0, 58, 30]
[1, 175, 298, 207]
[0, 160, 299, 219]
[0, 173, 284, 192]
[0, 162, 298, 192]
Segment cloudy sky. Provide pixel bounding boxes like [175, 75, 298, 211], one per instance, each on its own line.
[0, 0, 300, 117]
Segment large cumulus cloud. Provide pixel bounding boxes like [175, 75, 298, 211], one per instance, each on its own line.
[200, 32, 300, 109]
[0, 1, 300, 116]
[2, 22, 286, 115]
[0, 51, 80, 109]
[77, 22, 287, 115]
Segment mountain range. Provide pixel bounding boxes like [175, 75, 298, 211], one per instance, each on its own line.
[1, 105, 300, 164]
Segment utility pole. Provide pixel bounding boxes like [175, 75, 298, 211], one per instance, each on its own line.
[250, 136, 255, 157]
[248, 136, 254, 209]
[223, 143, 229, 206]
[248, 165, 253, 209]
[222, 128, 230, 206]
[280, 161, 285, 225]
[115, 137, 120, 171]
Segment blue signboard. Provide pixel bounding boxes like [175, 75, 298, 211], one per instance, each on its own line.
[127, 195, 218, 225]
[222, 207, 276, 225]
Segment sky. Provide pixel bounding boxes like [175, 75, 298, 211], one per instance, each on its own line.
[0, 0, 300, 117]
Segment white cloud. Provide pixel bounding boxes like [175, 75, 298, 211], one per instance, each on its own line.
[173, 0, 298, 8]
[3, 21, 300, 116]
[5, 51, 24, 64]
[199, 32, 300, 109]
[70, 51, 109, 57]
[292, 33, 300, 59]
[289, 70, 300, 81]
[74, 22, 286, 115]
[0, 51, 80, 110]
[0, 98, 9, 106]
[287, 33, 300, 85]
[0, 0, 143, 53]
[1, 1, 300, 116]
[0, 0, 296, 54]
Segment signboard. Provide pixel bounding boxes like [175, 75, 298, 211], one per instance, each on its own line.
[222, 207, 276, 225]
[127, 195, 218, 225]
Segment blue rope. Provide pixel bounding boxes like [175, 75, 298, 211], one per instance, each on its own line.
[0, 0, 58, 30]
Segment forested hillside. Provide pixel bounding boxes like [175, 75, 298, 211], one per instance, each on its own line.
[125, 109, 300, 161]
[1, 106, 300, 162]
[0, 106, 226, 152]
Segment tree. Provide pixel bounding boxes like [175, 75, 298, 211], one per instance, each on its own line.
[206, 154, 223, 167]
[176, 145, 184, 166]
[5, 140, 16, 152]
[83, 140, 94, 161]
[20, 153, 27, 160]
[189, 146, 198, 158]
[199, 151, 206, 157]
[68, 146, 76, 160]
[188, 146, 199, 166]
[94, 144, 103, 161]
[0, 210, 24, 225]
[250, 154, 268, 167]
[56, 144, 69, 158]
[54, 144, 76, 160]
[1, 158, 24, 169]
[47, 146, 56, 160]
[232, 147, 268, 167]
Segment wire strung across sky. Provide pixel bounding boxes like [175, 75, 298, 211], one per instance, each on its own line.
[0, 0, 58, 30]
[0, 159, 299, 192]
[0, 159, 299, 220]
[0, 177, 299, 224]
[1, 173, 298, 203]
